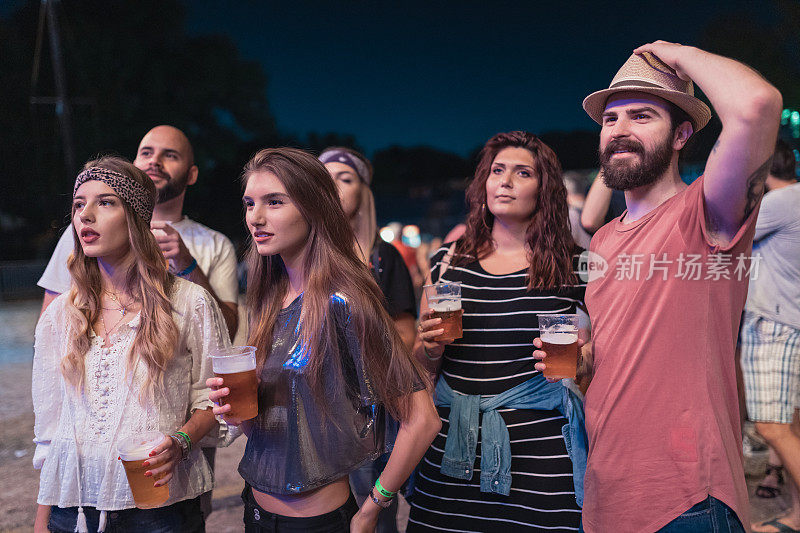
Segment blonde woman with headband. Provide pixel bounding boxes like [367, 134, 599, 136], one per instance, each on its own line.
[32, 156, 230, 533]
[320, 147, 417, 532]
[318, 148, 376, 262]
[319, 147, 417, 348]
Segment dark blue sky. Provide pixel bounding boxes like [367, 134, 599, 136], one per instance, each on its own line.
[184, 1, 767, 156]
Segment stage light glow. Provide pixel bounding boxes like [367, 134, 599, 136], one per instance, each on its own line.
[402, 225, 421, 247]
[380, 226, 395, 242]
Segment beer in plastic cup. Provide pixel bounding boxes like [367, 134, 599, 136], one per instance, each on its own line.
[210, 346, 258, 425]
[424, 281, 463, 340]
[537, 314, 580, 381]
[117, 431, 170, 509]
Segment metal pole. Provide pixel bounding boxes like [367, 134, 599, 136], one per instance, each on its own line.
[45, 0, 76, 173]
[31, 0, 46, 94]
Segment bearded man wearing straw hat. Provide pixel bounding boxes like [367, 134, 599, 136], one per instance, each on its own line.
[535, 41, 782, 531]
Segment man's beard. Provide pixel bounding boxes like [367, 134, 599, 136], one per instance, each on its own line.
[599, 136, 674, 191]
[154, 170, 190, 204]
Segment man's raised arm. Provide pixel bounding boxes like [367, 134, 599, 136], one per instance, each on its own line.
[634, 41, 782, 245]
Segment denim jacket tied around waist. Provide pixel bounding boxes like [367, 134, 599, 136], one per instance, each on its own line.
[434, 375, 587, 507]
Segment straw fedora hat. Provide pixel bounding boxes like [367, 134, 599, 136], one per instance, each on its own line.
[583, 52, 712, 132]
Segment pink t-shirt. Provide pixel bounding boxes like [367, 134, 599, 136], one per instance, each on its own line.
[583, 175, 757, 532]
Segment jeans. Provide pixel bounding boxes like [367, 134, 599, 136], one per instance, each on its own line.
[48, 496, 205, 533]
[349, 454, 399, 533]
[242, 485, 359, 533]
[656, 496, 745, 533]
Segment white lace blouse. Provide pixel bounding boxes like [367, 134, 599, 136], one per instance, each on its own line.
[32, 277, 231, 510]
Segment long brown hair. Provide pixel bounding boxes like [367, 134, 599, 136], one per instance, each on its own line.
[63, 156, 178, 400]
[455, 131, 577, 289]
[242, 148, 426, 421]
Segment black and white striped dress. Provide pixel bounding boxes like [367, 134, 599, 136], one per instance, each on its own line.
[407, 247, 586, 532]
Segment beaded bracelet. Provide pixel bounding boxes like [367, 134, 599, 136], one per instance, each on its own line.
[369, 487, 392, 509]
[169, 430, 193, 461]
[175, 430, 192, 451]
[174, 258, 198, 278]
[169, 433, 190, 461]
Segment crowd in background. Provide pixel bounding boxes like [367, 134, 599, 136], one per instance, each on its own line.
[29, 40, 800, 533]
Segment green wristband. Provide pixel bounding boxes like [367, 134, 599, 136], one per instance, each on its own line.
[175, 430, 192, 452]
[375, 478, 396, 499]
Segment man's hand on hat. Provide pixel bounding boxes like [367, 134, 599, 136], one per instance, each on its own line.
[150, 220, 194, 272]
[633, 40, 692, 81]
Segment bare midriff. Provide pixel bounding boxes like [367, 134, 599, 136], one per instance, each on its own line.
[252, 477, 351, 517]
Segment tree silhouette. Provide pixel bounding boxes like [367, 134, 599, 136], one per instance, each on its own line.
[0, 0, 278, 259]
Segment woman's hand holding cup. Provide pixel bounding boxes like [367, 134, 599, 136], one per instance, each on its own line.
[418, 309, 455, 359]
[532, 337, 559, 383]
[206, 377, 232, 419]
[144, 436, 180, 486]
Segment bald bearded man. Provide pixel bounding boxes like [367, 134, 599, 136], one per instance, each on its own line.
[39, 125, 238, 339]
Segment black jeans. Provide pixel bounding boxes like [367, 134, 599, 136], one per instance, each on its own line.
[242, 484, 359, 533]
[48, 496, 205, 533]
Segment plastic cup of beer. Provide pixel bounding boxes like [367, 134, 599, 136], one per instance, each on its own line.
[537, 314, 579, 381]
[117, 431, 170, 509]
[210, 346, 258, 425]
[424, 281, 463, 341]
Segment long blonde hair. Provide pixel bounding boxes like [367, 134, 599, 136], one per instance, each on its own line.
[322, 147, 377, 263]
[63, 156, 178, 401]
[242, 148, 427, 421]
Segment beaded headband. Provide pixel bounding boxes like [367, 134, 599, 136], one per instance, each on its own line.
[73, 167, 155, 224]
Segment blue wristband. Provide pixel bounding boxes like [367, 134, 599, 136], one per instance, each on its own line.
[175, 258, 198, 277]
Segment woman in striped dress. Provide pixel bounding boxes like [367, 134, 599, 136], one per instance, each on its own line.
[407, 131, 588, 532]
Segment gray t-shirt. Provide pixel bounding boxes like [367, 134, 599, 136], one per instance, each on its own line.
[239, 293, 402, 494]
[745, 182, 800, 329]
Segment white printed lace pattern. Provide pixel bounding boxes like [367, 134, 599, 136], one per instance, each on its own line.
[32, 277, 231, 510]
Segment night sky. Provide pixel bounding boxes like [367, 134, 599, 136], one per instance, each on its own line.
[185, 0, 771, 156]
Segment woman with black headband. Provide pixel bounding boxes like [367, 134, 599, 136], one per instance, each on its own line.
[208, 147, 439, 532]
[32, 156, 229, 532]
[319, 147, 417, 532]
